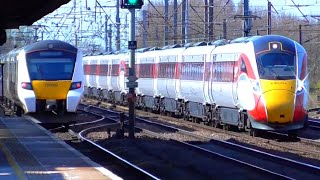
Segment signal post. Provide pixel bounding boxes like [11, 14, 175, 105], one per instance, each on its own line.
[120, 0, 143, 139]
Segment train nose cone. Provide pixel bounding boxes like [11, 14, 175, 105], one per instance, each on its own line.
[264, 90, 295, 124]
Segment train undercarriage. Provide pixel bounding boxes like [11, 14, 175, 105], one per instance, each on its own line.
[84, 86, 302, 138]
[1, 96, 70, 117]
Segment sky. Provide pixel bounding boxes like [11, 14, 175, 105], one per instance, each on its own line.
[29, 0, 320, 52]
[233, 0, 320, 21]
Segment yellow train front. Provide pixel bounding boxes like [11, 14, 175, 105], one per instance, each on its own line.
[1, 40, 84, 116]
[239, 35, 309, 135]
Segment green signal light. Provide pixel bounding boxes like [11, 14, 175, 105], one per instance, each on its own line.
[128, 0, 138, 4]
[121, 0, 143, 9]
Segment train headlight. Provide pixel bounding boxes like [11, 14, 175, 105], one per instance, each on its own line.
[70, 81, 82, 90]
[250, 80, 261, 93]
[296, 79, 304, 93]
[21, 82, 33, 90]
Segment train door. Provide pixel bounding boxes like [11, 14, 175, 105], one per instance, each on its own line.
[13, 59, 18, 102]
[0, 63, 3, 116]
[232, 54, 240, 106]
[208, 54, 216, 104]
[3, 60, 10, 100]
[118, 58, 126, 92]
[99, 58, 108, 90]
[135, 54, 141, 95]
[83, 58, 90, 88]
[203, 54, 212, 104]
[153, 57, 159, 96]
[175, 56, 182, 99]
[96, 58, 100, 89]
[0, 63, 3, 100]
[7, 59, 14, 100]
[111, 59, 119, 91]
[107, 58, 112, 90]
[89, 59, 97, 88]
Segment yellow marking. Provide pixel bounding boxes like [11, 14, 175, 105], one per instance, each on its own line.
[32, 80, 71, 100]
[0, 143, 25, 180]
[260, 80, 296, 123]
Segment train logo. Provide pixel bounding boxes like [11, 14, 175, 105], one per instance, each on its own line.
[45, 82, 58, 87]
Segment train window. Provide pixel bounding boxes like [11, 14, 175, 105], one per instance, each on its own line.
[212, 54, 216, 62]
[87, 64, 91, 74]
[26, 50, 76, 80]
[139, 64, 145, 78]
[110, 60, 117, 76]
[108, 65, 111, 76]
[257, 52, 296, 80]
[90, 64, 97, 75]
[112, 64, 119, 76]
[146, 64, 149, 78]
[100, 65, 108, 76]
[148, 64, 152, 78]
[240, 59, 247, 73]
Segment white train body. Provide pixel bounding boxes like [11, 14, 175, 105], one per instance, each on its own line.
[83, 35, 309, 134]
[136, 50, 158, 97]
[0, 40, 84, 115]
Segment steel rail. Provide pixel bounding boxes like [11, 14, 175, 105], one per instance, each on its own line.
[77, 104, 160, 180]
[82, 103, 320, 177]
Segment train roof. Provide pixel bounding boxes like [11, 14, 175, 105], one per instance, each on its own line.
[83, 35, 300, 57]
[210, 39, 229, 46]
[229, 36, 261, 44]
[229, 35, 298, 45]
[182, 44, 216, 56]
[23, 40, 78, 53]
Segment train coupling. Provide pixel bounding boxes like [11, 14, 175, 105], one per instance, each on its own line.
[46, 100, 57, 111]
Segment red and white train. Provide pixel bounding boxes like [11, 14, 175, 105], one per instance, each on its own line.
[83, 35, 309, 136]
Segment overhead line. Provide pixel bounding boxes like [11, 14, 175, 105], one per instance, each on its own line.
[290, 0, 309, 22]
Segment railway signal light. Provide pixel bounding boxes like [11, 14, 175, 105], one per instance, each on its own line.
[120, 0, 143, 9]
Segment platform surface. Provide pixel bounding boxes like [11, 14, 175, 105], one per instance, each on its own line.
[0, 117, 122, 180]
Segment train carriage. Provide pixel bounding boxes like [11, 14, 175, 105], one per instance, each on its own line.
[135, 49, 159, 109]
[83, 35, 309, 137]
[1, 40, 84, 116]
[88, 56, 99, 97]
[109, 53, 129, 103]
[155, 46, 186, 114]
[179, 44, 216, 118]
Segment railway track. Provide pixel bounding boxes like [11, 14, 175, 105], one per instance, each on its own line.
[308, 118, 320, 130]
[73, 123, 160, 179]
[32, 105, 160, 180]
[80, 103, 320, 179]
[82, 99, 320, 157]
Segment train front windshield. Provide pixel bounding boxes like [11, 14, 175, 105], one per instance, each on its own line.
[257, 52, 296, 80]
[26, 51, 76, 80]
